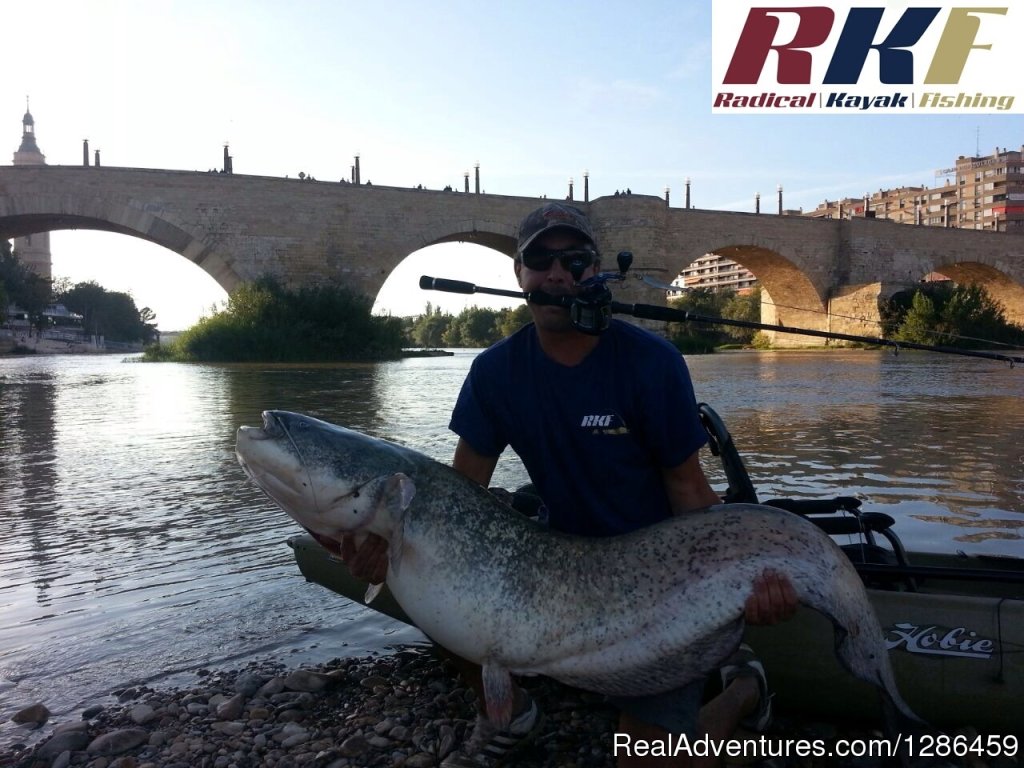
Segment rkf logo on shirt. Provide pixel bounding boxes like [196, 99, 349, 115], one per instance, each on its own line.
[711, 2, 1021, 114]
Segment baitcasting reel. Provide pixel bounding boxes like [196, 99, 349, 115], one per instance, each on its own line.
[567, 250, 633, 335]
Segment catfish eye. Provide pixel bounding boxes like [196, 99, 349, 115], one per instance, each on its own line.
[352, 490, 360, 498]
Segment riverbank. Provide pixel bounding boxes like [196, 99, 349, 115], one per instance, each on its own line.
[0, 329, 142, 356]
[4, 647, 1016, 768]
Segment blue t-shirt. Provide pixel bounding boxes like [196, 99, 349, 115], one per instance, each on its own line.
[449, 320, 708, 537]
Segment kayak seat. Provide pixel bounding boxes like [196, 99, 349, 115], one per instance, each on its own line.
[698, 403, 760, 505]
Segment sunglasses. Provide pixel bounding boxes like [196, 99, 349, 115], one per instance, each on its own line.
[520, 246, 598, 273]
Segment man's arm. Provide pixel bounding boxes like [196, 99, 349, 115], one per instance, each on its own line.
[663, 450, 798, 626]
[661, 450, 722, 514]
[452, 437, 500, 488]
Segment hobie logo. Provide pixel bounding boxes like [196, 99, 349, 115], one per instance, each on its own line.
[885, 622, 995, 659]
[711, 2, 1022, 113]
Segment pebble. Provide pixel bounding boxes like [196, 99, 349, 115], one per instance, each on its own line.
[86, 727, 150, 756]
[11, 703, 50, 727]
[129, 705, 156, 725]
[33, 729, 90, 760]
[214, 692, 245, 720]
[3, 647, 1019, 768]
[232, 671, 265, 697]
[258, 676, 286, 697]
[283, 669, 332, 693]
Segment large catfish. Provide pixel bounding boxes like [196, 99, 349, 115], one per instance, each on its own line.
[236, 410, 920, 728]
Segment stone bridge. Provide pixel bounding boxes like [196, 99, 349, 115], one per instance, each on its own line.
[1, 165, 1023, 344]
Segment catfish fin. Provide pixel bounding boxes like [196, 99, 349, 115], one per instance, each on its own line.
[384, 473, 415, 577]
[364, 582, 384, 604]
[481, 663, 514, 729]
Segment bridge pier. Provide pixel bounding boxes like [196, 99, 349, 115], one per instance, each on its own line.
[826, 282, 901, 340]
[759, 282, 901, 348]
[759, 287, 828, 348]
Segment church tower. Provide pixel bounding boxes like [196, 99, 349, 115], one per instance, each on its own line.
[12, 99, 52, 281]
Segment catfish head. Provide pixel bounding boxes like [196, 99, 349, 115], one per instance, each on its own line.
[236, 411, 416, 550]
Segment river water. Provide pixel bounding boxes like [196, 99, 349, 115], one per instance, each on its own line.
[1, 349, 1022, 749]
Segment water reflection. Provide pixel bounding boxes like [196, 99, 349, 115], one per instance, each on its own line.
[0, 356, 426, 751]
[1, 369, 58, 621]
[688, 351, 1024, 551]
[223, 362, 386, 436]
[368, 352, 527, 488]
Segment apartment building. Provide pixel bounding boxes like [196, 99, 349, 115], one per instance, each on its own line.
[808, 146, 1024, 233]
[670, 253, 758, 294]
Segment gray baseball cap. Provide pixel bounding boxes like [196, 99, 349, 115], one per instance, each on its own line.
[515, 203, 596, 254]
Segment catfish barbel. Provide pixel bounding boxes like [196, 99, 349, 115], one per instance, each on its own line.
[235, 410, 920, 728]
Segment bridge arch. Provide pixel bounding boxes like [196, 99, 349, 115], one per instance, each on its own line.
[356, 219, 519, 311]
[0, 189, 243, 291]
[677, 243, 830, 345]
[929, 261, 1024, 322]
[417, 218, 517, 256]
[373, 240, 523, 316]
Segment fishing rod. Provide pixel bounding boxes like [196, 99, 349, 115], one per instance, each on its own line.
[419, 257, 1024, 366]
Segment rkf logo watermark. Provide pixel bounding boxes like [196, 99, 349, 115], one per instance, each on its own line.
[711, 2, 1022, 114]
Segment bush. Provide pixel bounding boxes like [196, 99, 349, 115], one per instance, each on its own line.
[886, 283, 1024, 348]
[670, 335, 716, 354]
[143, 277, 405, 362]
[667, 287, 762, 350]
[405, 303, 532, 348]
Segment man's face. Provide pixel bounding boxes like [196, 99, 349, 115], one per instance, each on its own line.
[515, 230, 599, 333]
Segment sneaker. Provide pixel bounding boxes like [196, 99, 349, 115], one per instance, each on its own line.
[440, 697, 542, 767]
[720, 643, 773, 732]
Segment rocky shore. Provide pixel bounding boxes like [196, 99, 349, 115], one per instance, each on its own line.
[3, 647, 1018, 768]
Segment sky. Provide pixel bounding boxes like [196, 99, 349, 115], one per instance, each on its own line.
[3, 1, 1022, 330]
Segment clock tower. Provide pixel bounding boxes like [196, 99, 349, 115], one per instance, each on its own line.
[12, 99, 51, 281]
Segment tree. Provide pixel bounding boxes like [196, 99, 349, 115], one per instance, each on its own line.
[496, 304, 532, 338]
[57, 281, 150, 342]
[890, 283, 1023, 348]
[667, 287, 743, 350]
[1, 242, 51, 328]
[720, 288, 762, 342]
[894, 290, 938, 345]
[410, 310, 453, 347]
[58, 281, 107, 336]
[442, 307, 504, 347]
[102, 291, 149, 342]
[938, 284, 1007, 346]
[459, 307, 501, 347]
[139, 307, 159, 344]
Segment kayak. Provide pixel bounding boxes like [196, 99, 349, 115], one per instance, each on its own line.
[284, 404, 1024, 733]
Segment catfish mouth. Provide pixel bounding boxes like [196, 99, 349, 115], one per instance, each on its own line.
[237, 410, 383, 547]
[235, 410, 318, 515]
[260, 410, 288, 440]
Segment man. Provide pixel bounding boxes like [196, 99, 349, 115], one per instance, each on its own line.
[344, 202, 797, 767]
